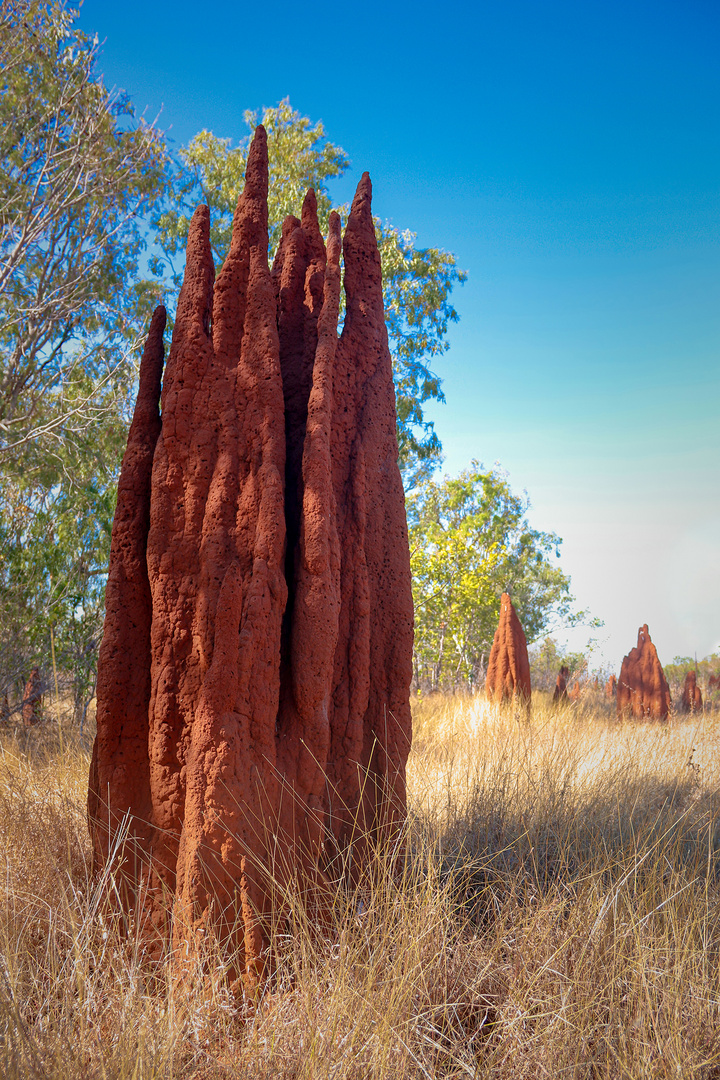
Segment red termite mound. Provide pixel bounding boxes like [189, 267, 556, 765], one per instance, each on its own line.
[680, 671, 703, 713]
[88, 127, 413, 984]
[605, 674, 617, 698]
[485, 593, 531, 709]
[22, 667, 42, 725]
[88, 305, 165, 898]
[552, 665, 569, 703]
[616, 625, 671, 720]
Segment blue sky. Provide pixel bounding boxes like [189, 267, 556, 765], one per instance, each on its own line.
[79, 0, 719, 671]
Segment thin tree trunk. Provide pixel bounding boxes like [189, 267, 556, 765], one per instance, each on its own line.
[433, 624, 446, 692]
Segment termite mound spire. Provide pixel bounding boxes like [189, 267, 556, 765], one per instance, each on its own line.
[88, 130, 414, 985]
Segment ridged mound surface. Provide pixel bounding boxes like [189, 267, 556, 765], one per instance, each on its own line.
[485, 592, 531, 708]
[680, 671, 702, 713]
[88, 128, 413, 985]
[617, 624, 671, 720]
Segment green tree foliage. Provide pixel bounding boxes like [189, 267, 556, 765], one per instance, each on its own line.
[0, 466, 114, 723]
[408, 462, 591, 692]
[663, 653, 720, 697]
[155, 100, 349, 267]
[0, 0, 168, 457]
[0, 0, 169, 713]
[528, 636, 597, 694]
[154, 98, 466, 484]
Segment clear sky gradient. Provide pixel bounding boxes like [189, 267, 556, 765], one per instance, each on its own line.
[78, 0, 720, 672]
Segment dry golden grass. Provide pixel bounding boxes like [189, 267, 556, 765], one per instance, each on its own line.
[1, 692, 719, 1078]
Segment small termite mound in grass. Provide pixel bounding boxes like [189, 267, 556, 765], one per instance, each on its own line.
[617, 623, 671, 720]
[485, 592, 531, 714]
[552, 665, 569, 704]
[681, 670, 703, 713]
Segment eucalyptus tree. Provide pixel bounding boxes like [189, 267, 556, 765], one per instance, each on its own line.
[407, 463, 590, 691]
[154, 98, 467, 487]
[0, 0, 169, 714]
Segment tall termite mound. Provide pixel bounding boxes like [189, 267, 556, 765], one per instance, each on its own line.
[88, 127, 414, 984]
[617, 624, 671, 720]
[680, 671, 703, 713]
[485, 593, 531, 709]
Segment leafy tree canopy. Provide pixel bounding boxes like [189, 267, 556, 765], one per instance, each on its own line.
[153, 98, 467, 486]
[664, 653, 720, 694]
[0, 0, 168, 711]
[0, 0, 169, 464]
[528, 636, 603, 694]
[408, 462, 596, 691]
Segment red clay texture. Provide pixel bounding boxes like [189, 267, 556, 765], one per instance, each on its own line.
[680, 671, 703, 713]
[552, 665, 569, 703]
[88, 304, 165, 897]
[617, 624, 671, 720]
[21, 667, 42, 725]
[88, 129, 413, 985]
[485, 593, 531, 709]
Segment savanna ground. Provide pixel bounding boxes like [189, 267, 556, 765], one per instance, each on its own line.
[1, 691, 719, 1078]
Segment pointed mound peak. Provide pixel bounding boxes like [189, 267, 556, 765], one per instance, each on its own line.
[186, 203, 211, 265]
[188, 202, 210, 238]
[342, 173, 381, 301]
[281, 214, 301, 240]
[138, 305, 166, 406]
[146, 304, 167, 351]
[301, 188, 318, 230]
[350, 172, 372, 217]
[485, 592, 531, 711]
[244, 125, 268, 201]
[178, 204, 214, 337]
[617, 623, 670, 720]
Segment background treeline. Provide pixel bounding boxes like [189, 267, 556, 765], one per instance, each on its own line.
[1, 0, 590, 715]
[663, 654, 720, 698]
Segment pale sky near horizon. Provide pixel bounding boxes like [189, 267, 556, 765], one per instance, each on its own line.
[78, 0, 719, 673]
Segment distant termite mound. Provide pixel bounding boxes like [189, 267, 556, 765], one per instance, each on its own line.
[485, 593, 531, 710]
[680, 671, 703, 713]
[88, 126, 414, 986]
[617, 625, 671, 720]
[605, 674, 617, 698]
[552, 665, 569, 703]
[22, 667, 42, 725]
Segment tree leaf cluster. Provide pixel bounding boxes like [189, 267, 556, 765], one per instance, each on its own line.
[0, 10, 590, 716]
[527, 635, 600, 694]
[0, 0, 169, 461]
[408, 462, 593, 692]
[663, 653, 720, 697]
[153, 97, 466, 484]
[0, 0, 168, 712]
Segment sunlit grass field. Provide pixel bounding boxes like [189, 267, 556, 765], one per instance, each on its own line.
[1, 691, 719, 1078]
